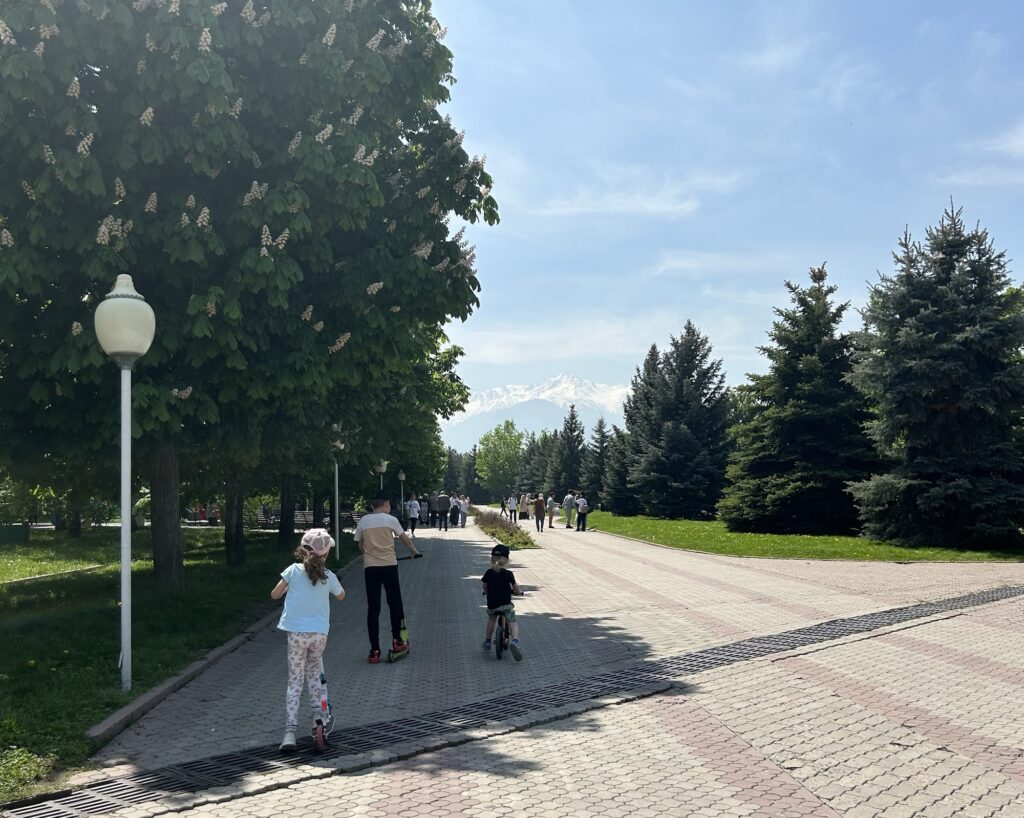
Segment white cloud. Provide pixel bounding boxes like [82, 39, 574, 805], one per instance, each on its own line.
[650, 250, 797, 277]
[934, 166, 1024, 187]
[740, 37, 816, 74]
[982, 120, 1024, 158]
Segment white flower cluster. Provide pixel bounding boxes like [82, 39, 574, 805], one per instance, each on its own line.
[383, 41, 406, 59]
[211, 2, 227, 15]
[288, 131, 302, 156]
[34, 42, 45, 56]
[429, 201, 443, 217]
[145, 192, 158, 213]
[366, 281, 383, 295]
[322, 23, 336, 46]
[328, 332, 351, 354]
[169, 0, 180, 14]
[229, 97, 243, 118]
[274, 228, 289, 249]
[0, 228, 13, 247]
[346, 105, 363, 126]
[171, 386, 193, 399]
[67, 77, 80, 98]
[416, 186, 430, 199]
[242, 180, 268, 206]
[386, 220, 396, 233]
[254, 12, 270, 27]
[412, 240, 432, 259]
[137, 58, 146, 74]
[315, 124, 333, 143]
[423, 42, 434, 59]
[181, 212, 190, 227]
[43, 145, 55, 164]
[299, 52, 309, 65]
[77, 133, 94, 157]
[71, 321, 83, 336]
[140, 106, 154, 126]
[252, 150, 262, 168]
[432, 258, 449, 272]
[22, 181, 36, 201]
[260, 224, 272, 244]
[198, 27, 211, 53]
[65, 125, 75, 136]
[145, 33, 157, 52]
[205, 299, 216, 316]
[0, 20, 17, 47]
[240, 0, 255, 23]
[114, 177, 126, 200]
[352, 145, 379, 167]
[454, 179, 466, 195]
[366, 28, 385, 51]
[313, 320, 324, 332]
[41, 24, 59, 40]
[196, 207, 211, 230]
[301, 304, 313, 321]
[287, 201, 300, 213]
[96, 215, 133, 246]
[186, 194, 196, 210]
[344, 0, 354, 11]
[430, 21, 448, 40]
[41, 0, 57, 13]
[389, 305, 401, 313]
[480, 185, 492, 197]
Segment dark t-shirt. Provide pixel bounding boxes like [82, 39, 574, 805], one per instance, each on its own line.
[482, 568, 516, 610]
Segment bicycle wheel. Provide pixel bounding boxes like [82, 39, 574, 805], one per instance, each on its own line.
[494, 617, 505, 660]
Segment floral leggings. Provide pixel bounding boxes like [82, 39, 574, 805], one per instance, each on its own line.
[285, 631, 328, 732]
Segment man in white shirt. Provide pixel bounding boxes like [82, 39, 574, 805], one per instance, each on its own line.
[508, 494, 518, 523]
[562, 491, 575, 529]
[459, 495, 470, 528]
[354, 496, 421, 663]
[575, 492, 590, 532]
[405, 495, 421, 536]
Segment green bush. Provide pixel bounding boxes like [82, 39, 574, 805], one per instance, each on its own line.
[472, 508, 538, 550]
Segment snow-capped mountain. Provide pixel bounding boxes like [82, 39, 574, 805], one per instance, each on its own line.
[441, 375, 628, 451]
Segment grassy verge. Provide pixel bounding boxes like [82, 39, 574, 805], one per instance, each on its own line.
[0, 527, 358, 804]
[587, 512, 1024, 561]
[472, 508, 539, 550]
[0, 529, 121, 582]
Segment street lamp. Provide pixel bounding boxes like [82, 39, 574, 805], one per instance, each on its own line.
[94, 274, 156, 692]
[332, 437, 345, 560]
[398, 470, 406, 521]
[375, 460, 388, 491]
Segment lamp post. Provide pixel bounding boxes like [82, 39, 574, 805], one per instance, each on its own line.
[398, 470, 406, 522]
[375, 460, 388, 491]
[332, 439, 344, 560]
[94, 275, 156, 692]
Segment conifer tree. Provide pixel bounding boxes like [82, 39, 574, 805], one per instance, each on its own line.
[602, 427, 640, 515]
[718, 266, 876, 533]
[848, 206, 1024, 549]
[581, 416, 610, 507]
[546, 404, 585, 491]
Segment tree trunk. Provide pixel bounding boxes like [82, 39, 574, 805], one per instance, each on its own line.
[150, 442, 184, 592]
[312, 489, 325, 527]
[277, 474, 296, 549]
[68, 507, 82, 538]
[225, 475, 245, 566]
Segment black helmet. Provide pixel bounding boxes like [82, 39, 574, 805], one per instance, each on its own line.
[490, 543, 510, 561]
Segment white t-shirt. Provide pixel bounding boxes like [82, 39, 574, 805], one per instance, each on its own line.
[460, 498, 470, 512]
[563, 494, 575, 509]
[407, 499, 420, 518]
[576, 497, 589, 513]
[354, 512, 406, 567]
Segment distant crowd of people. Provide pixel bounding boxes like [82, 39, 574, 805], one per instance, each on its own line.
[401, 491, 472, 533]
[499, 490, 590, 532]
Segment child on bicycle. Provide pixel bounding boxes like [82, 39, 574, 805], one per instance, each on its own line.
[481, 543, 523, 661]
[271, 528, 345, 752]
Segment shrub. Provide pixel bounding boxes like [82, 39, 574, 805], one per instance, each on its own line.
[472, 507, 538, 550]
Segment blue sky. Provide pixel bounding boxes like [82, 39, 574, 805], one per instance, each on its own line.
[433, 0, 1024, 394]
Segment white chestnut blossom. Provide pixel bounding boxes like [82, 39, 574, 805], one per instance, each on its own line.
[76, 133, 94, 157]
[454, 179, 467, 195]
[412, 240, 432, 259]
[251, 150, 262, 168]
[346, 105, 363, 126]
[366, 29, 385, 51]
[137, 59, 146, 74]
[288, 131, 302, 156]
[71, 322, 83, 336]
[315, 124, 333, 143]
[181, 212, 191, 227]
[22, 181, 36, 201]
[145, 33, 157, 52]
[169, 0, 180, 14]
[34, 42, 45, 56]
[114, 177, 126, 200]
[389, 306, 401, 313]
[254, 11, 270, 27]
[205, 298, 216, 316]
[242, 180, 268, 206]
[366, 281, 383, 295]
[67, 77, 80, 98]
[43, 145, 55, 165]
[229, 97, 243, 118]
[139, 107, 154, 126]
[41, 0, 57, 13]
[0, 20, 17, 46]
[0, 229, 14, 248]
[211, 2, 227, 15]
[260, 225, 273, 246]
[328, 332, 351, 354]
[40, 24, 59, 39]
[196, 207, 211, 230]
[171, 386, 193, 399]
[432, 258, 450, 272]
[96, 215, 132, 246]
[313, 320, 324, 332]
[198, 28, 211, 53]
[240, 0, 256, 23]
[322, 23, 336, 47]
[416, 186, 430, 199]
[301, 304, 313, 321]
[145, 192, 158, 213]
[186, 194, 196, 210]
[274, 228, 289, 249]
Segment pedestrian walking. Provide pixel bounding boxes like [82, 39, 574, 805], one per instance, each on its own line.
[436, 491, 450, 531]
[353, 496, 421, 663]
[508, 494, 518, 523]
[519, 493, 529, 521]
[500, 497, 507, 518]
[270, 528, 346, 752]
[406, 495, 420, 536]
[533, 494, 546, 532]
[427, 493, 438, 527]
[562, 490, 575, 529]
[575, 493, 589, 531]
[459, 495, 470, 528]
[546, 493, 557, 529]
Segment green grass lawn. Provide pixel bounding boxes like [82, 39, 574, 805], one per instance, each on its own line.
[0, 526, 358, 803]
[586, 511, 1024, 561]
[0, 529, 122, 582]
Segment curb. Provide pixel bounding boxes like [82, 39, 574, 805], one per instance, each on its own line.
[85, 552, 363, 744]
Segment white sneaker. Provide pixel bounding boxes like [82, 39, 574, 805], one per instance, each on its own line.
[279, 730, 297, 752]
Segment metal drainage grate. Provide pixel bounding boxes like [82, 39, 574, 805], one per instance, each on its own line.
[5, 584, 1022, 818]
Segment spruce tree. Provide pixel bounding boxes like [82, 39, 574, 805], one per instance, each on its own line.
[602, 427, 641, 515]
[848, 206, 1024, 550]
[630, 322, 731, 518]
[547, 405, 586, 491]
[718, 266, 877, 534]
[581, 417, 611, 507]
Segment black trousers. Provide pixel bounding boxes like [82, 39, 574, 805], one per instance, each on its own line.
[509, 508, 517, 522]
[576, 512, 588, 531]
[365, 565, 405, 650]
[409, 517, 417, 534]
[438, 510, 448, 530]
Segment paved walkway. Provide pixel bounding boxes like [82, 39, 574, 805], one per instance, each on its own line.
[73, 518, 1024, 816]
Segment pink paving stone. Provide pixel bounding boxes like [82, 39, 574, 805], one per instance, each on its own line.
[647, 695, 842, 816]
[881, 632, 1024, 686]
[781, 656, 1024, 783]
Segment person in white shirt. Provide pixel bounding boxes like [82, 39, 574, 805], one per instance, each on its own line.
[406, 495, 421, 536]
[459, 495, 470, 528]
[353, 496, 421, 663]
[562, 491, 575, 529]
[546, 494, 558, 529]
[575, 493, 590, 532]
[508, 495, 518, 523]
